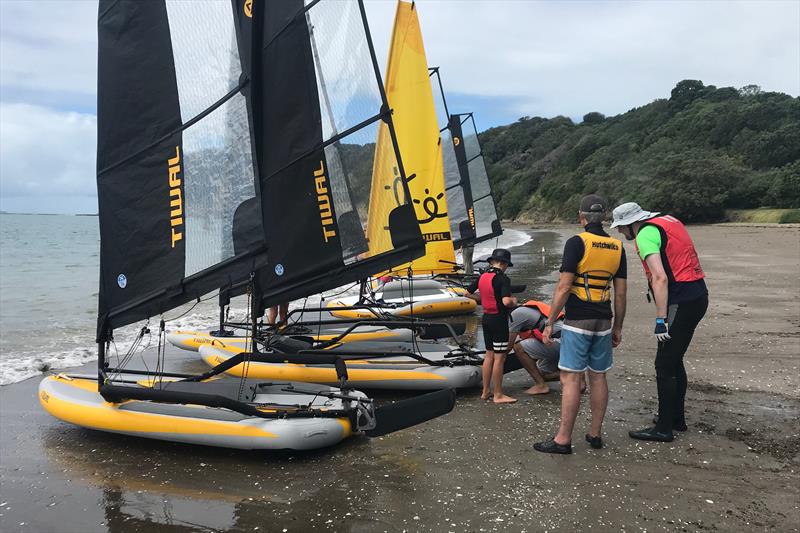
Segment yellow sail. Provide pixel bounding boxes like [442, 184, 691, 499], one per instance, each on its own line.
[366, 0, 455, 275]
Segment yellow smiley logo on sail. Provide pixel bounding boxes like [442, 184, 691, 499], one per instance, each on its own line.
[454, 137, 461, 146]
[244, 0, 252, 18]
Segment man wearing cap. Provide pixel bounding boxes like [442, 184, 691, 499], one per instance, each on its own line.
[465, 248, 519, 404]
[611, 202, 708, 442]
[534, 194, 627, 454]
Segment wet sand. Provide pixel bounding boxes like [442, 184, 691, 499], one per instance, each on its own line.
[1, 225, 798, 532]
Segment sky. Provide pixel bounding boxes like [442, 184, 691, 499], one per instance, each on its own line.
[1, 0, 798, 214]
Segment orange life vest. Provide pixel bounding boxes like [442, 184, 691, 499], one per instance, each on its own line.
[518, 300, 564, 340]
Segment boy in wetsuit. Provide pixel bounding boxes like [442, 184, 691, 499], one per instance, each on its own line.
[466, 249, 518, 404]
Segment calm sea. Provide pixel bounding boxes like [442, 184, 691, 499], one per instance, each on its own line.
[0, 213, 532, 385]
[0, 214, 218, 384]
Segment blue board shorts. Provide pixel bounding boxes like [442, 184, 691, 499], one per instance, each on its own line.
[558, 318, 613, 373]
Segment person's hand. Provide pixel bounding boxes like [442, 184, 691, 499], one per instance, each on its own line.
[612, 326, 622, 347]
[542, 324, 554, 345]
[654, 318, 670, 342]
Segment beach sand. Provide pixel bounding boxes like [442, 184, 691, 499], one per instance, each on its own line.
[1, 224, 798, 532]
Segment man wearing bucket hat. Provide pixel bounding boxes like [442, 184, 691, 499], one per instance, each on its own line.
[465, 248, 518, 404]
[611, 202, 708, 442]
[534, 194, 627, 454]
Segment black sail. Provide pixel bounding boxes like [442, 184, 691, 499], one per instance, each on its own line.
[96, 0, 424, 338]
[251, 0, 423, 310]
[429, 67, 476, 248]
[451, 112, 502, 247]
[96, 0, 267, 340]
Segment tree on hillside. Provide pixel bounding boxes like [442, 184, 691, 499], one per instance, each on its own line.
[739, 84, 763, 97]
[582, 112, 606, 125]
[479, 81, 799, 223]
[669, 79, 705, 110]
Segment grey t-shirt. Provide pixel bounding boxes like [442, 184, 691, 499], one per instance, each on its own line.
[509, 306, 546, 333]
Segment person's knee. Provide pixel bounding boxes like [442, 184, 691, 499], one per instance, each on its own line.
[587, 371, 606, 383]
[560, 371, 582, 384]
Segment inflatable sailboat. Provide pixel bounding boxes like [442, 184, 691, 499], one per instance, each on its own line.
[40, 0, 454, 451]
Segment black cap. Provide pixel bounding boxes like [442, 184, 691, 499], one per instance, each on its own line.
[488, 248, 513, 267]
[580, 194, 607, 213]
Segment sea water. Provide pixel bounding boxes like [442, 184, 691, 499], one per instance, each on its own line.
[0, 213, 531, 385]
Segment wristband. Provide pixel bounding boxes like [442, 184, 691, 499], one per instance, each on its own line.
[655, 318, 666, 324]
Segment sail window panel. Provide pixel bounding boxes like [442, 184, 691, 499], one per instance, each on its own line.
[323, 142, 368, 263]
[164, 0, 242, 123]
[441, 128, 461, 189]
[462, 130, 482, 164]
[467, 156, 492, 201]
[446, 183, 469, 242]
[441, 128, 469, 240]
[325, 122, 388, 263]
[183, 93, 257, 277]
[474, 196, 499, 241]
[304, 1, 384, 140]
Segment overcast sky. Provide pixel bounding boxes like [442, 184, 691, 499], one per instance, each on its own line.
[1, 0, 798, 214]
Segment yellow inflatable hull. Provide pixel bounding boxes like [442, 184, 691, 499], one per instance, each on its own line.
[39, 375, 354, 450]
[199, 344, 482, 390]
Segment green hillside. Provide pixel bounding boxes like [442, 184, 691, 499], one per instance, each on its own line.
[479, 80, 800, 223]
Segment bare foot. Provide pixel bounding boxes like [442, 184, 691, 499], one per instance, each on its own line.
[480, 392, 492, 400]
[524, 384, 550, 395]
[492, 394, 517, 404]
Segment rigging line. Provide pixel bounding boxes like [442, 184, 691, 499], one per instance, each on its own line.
[162, 290, 220, 323]
[260, 0, 323, 53]
[237, 280, 254, 401]
[156, 319, 166, 389]
[97, 81, 247, 177]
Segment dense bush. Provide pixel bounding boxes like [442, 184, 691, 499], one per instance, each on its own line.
[481, 81, 800, 222]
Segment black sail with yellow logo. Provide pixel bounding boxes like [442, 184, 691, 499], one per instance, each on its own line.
[449, 112, 502, 248]
[96, 0, 267, 339]
[96, 0, 423, 337]
[429, 67, 476, 248]
[252, 0, 423, 310]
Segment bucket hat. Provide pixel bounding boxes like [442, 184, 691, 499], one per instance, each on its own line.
[610, 202, 660, 228]
[488, 248, 513, 267]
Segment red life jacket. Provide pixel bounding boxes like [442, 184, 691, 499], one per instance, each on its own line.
[478, 269, 501, 314]
[636, 215, 704, 284]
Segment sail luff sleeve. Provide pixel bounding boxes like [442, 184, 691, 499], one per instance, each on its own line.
[96, 0, 267, 339]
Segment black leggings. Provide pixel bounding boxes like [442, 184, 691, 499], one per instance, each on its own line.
[654, 294, 709, 432]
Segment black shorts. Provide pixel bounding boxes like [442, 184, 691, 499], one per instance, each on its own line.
[482, 313, 510, 352]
